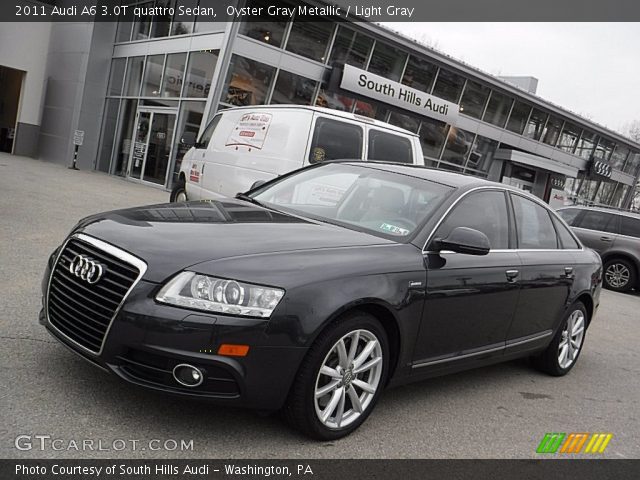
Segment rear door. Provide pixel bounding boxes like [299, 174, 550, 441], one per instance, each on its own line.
[572, 210, 620, 254]
[366, 128, 416, 165]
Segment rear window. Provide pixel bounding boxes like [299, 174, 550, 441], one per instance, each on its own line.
[309, 117, 363, 163]
[367, 130, 413, 164]
[620, 216, 640, 238]
[557, 208, 581, 226]
[577, 211, 619, 234]
[552, 216, 581, 249]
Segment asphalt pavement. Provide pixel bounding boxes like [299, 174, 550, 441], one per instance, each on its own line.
[1, 153, 638, 459]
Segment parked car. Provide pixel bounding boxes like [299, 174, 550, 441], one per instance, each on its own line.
[557, 206, 640, 292]
[42, 161, 602, 439]
[170, 105, 425, 202]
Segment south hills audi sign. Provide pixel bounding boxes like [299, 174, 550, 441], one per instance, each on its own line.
[340, 64, 459, 124]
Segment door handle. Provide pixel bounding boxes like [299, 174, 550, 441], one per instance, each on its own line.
[505, 270, 519, 282]
[201, 163, 206, 174]
[564, 266, 574, 276]
[600, 236, 613, 242]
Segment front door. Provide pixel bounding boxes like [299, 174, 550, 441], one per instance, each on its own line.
[128, 108, 177, 186]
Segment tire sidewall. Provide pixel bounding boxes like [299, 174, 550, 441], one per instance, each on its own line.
[302, 313, 390, 440]
[603, 259, 635, 292]
[170, 181, 187, 202]
[548, 302, 588, 375]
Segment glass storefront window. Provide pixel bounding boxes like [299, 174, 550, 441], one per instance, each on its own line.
[223, 55, 276, 106]
[419, 117, 449, 160]
[593, 137, 614, 161]
[171, 0, 196, 35]
[142, 55, 165, 97]
[329, 26, 373, 68]
[593, 180, 617, 205]
[624, 152, 640, 175]
[523, 108, 547, 141]
[107, 58, 126, 96]
[124, 56, 145, 96]
[575, 130, 597, 159]
[150, 0, 173, 38]
[557, 122, 581, 153]
[368, 42, 407, 82]
[578, 178, 599, 202]
[132, 1, 153, 40]
[441, 127, 475, 165]
[183, 50, 218, 98]
[610, 145, 630, 170]
[112, 99, 138, 176]
[459, 80, 490, 119]
[238, 0, 288, 47]
[542, 116, 563, 146]
[172, 101, 205, 186]
[271, 70, 317, 105]
[115, 12, 134, 42]
[506, 101, 531, 135]
[610, 184, 629, 208]
[285, 22, 334, 62]
[161, 53, 187, 97]
[483, 91, 513, 128]
[432, 69, 465, 104]
[97, 99, 120, 173]
[353, 100, 387, 120]
[388, 112, 420, 133]
[401, 55, 437, 93]
[315, 87, 355, 112]
[466, 135, 499, 173]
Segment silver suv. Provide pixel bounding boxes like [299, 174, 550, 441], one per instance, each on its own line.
[558, 206, 640, 292]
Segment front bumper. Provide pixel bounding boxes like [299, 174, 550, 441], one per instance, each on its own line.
[41, 279, 308, 411]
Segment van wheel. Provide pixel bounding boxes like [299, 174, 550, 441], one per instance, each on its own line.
[282, 312, 388, 440]
[170, 180, 187, 203]
[603, 258, 635, 292]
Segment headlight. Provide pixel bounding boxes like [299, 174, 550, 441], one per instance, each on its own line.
[156, 272, 284, 318]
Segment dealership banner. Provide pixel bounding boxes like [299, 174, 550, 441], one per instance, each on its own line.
[3, 459, 639, 479]
[3, 0, 640, 22]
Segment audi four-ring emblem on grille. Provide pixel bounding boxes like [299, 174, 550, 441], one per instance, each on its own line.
[69, 254, 105, 284]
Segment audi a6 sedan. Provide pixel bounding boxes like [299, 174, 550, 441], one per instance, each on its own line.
[41, 161, 602, 439]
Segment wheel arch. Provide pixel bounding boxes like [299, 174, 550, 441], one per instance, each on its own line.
[574, 292, 594, 328]
[601, 252, 639, 275]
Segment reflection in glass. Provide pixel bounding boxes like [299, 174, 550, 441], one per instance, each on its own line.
[315, 87, 355, 112]
[271, 71, 317, 105]
[150, 0, 173, 38]
[432, 69, 465, 104]
[172, 101, 205, 186]
[115, 12, 134, 42]
[286, 22, 334, 62]
[124, 56, 145, 96]
[401, 56, 437, 93]
[329, 26, 373, 68]
[419, 118, 449, 160]
[113, 99, 138, 176]
[524, 108, 547, 140]
[368, 42, 407, 82]
[593, 138, 614, 161]
[142, 112, 176, 185]
[223, 55, 276, 106]
[142, 55, 165, 97]
[388, 112, 420, 133]
[238, 0, 287, 47]
[466, 135, 498, 173]
[441, 127, 474, 165]
[161, 53, 187, 97]
[575, 130, 597, 159]
[610, 145, 629, 170]
[557, 123, 581, 153]
[542, 116, 563, 146]
[107, 58, 126, 96]
[459, 80, 490, 119]
[132, 1, 152, 40]
[624, 152, 640, 176]
[353, 100, 387, 120]
[97, 99, 120, 173]
[183, 50, 219, 98]
[171, 0, 196, 35]
[483, 91, 513, 128]
[506, 101, 531, 135]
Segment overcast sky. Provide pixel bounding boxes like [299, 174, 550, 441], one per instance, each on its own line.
[381, 23, 640, 136]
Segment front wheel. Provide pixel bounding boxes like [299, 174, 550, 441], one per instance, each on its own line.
[603, 258, 635, 292]
[170, 180, 187, 202]
[283, 312, 389, 440]
[533, 302, 587, 376]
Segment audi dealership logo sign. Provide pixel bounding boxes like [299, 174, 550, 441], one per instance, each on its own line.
[69, 255, 105, 284]
[591, 160, 613, 179]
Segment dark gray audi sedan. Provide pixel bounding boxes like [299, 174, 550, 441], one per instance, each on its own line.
[41, 161, 602, 439]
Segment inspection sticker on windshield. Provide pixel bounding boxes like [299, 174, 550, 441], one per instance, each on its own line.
[379, 223, 410, 235]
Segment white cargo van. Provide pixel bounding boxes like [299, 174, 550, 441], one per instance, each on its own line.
[171, 105, 425, 201]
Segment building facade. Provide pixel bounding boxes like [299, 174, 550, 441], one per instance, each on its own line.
[2, 0, 640, 210]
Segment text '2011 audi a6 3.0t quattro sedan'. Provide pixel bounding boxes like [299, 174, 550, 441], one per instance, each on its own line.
[41, 161, 602, 439]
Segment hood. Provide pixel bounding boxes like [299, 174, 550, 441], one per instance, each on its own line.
[75, 200, 394, 282]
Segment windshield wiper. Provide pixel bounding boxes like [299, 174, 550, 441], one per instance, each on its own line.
[235, 193, 265, 207]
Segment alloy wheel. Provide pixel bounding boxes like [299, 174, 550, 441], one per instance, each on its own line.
[605, 263, 630, 289]
[314, 329, 383, 430]
[558, 309, 585, 369]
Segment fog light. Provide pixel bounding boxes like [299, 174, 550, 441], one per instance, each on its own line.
[172, 364, 204, 387]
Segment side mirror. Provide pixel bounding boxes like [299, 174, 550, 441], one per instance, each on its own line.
[250, 179, 267, 190]
[433, 227, 490, 256]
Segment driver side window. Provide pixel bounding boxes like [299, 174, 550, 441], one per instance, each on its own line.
[197, 114, 222, 148]
[434, 191, 510, 250]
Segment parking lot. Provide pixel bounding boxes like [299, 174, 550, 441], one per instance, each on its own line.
[1, 153, 638, 459]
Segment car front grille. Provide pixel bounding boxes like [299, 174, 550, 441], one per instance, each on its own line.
[47, 235, 144, 354]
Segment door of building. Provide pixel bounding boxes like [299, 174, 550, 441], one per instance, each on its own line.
[127, 107, 177, 187]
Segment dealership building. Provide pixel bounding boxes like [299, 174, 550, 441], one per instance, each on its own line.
[1, 0, 639, 209]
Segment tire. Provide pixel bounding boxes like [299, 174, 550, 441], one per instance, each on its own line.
[533, 302, 587, 376]
[282, 311, 389, 440]
[603, 258, 636, 292]
[170, 180, 187, 203]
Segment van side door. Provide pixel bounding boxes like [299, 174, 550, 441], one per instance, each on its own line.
[305, 115, 365, 165]
[366, 128, 416, 164]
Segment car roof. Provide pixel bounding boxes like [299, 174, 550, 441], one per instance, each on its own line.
[558, 205, 640, 220]
[221, 104, 418, 137]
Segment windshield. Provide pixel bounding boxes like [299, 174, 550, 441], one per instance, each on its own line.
[251, 163, 453, 239]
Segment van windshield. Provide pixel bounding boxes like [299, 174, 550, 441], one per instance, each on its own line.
[251, 163, 452, 239]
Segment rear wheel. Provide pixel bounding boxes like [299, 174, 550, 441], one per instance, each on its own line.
[170, 180, 187, 203]
[603, 258, 635, 292]
[533, 302, 587, 376]
[283, 312, 389, 440]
